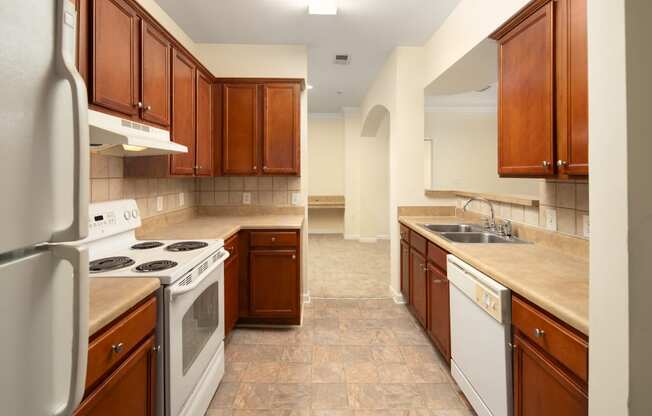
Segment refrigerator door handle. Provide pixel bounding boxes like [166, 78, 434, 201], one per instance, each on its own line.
[54, 0, 90, 242]
[51, 244, 89, 416]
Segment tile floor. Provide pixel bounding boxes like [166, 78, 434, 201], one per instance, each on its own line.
[308, 235, 391, 298]
[206, 299, 475, 415]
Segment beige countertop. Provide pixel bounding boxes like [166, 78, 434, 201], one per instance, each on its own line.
[89, 277, 160, 336]
[399, 216, 589, 335]
[138, 214, 305, 241]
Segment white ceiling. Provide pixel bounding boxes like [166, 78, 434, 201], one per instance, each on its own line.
[154, 0, 461, 113]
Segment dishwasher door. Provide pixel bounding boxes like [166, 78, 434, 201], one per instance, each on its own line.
[447, 255, 512, 416]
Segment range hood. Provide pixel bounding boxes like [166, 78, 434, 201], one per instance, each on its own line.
[88, 110, 187, 157]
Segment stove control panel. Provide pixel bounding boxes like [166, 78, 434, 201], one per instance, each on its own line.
[86, 199, 142, 242]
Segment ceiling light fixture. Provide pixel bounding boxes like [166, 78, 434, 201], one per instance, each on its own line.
[308, 0, 337, 15]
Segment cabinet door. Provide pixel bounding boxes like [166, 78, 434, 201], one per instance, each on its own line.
[195, 71, 214, 176]
[410, 248, 428, 328]
[513, 333, 588, 416]
[91, 0, 139, 116]
[224, 252, 239, 337]
[556, 0, 588, 175]
[262, 83, 300, 175]
[140, 20, 170, 127]
[222, 84, 259, 175]
[497, 2, 554, 176]
[400, 240, 410, 304]
[75, 336, 157, 416]
[170, 49, 196, 176]
[249, 250, 299, 318]
[428, 264, 450, 361]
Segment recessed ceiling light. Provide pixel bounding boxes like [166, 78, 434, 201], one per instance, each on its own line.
[308, 0, 337, 15]
[307, 84, 314, 90]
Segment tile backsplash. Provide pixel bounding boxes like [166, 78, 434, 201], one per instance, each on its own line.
[460, 179, 590, 239]
[90, 154, 197, 219]
[197, 176, 302, 207]
[91, 154, 304, 218]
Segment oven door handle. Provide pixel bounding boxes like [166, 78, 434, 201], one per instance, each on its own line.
[169, 250, 229, 300]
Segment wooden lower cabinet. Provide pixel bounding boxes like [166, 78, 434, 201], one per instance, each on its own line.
[513, 333, 588, 416]
[75, 295, 158, 415]
[410, 247, 428, 328]
[400, 239, 410, 303]
[224, 234, 240, 337]
[249, 249, 299, 319]
[427, 263, 450, 361]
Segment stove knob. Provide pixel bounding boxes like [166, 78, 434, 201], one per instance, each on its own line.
[124, 211, 131, 220]
[132, 209, 139, 218]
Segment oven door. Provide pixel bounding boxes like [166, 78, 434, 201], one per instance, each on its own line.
[165, 250, 226, 416]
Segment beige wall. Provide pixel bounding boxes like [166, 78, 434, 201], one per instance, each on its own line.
[425, 110, 539, 196]
[343, 109, 362, 239]
[307, 116, 345, 196]
[359, 114, 390, 240]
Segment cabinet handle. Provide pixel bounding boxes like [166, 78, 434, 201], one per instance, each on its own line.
[508, 342, 517, 350]
[111, 342, 125, 354]
[433, 279, 445, 284]
[534, 328, 545, 338]
[557, 160, 568, 168]
[542, 160, 550, 168]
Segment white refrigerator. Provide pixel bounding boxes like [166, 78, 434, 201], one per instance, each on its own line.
[0, 1, 91, 415]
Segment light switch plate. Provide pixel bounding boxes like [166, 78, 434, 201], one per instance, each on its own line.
[178, 192, 185, 207]
[291, 192, 301, 206]
[156, 196, 164, 212]
[582, 215, 590, 238]
[545, 208, 557, 231]
[242, 192, 251, 205]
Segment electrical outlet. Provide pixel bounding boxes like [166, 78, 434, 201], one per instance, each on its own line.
[178, 192, 185, 207]
[582, 215, 590, 238]
[156, 196, 164, 212]
[291, 192, 301, 206]
[545, 208, 557, 231]
[242, 192, 251, 205]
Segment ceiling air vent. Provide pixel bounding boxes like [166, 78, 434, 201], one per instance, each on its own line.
[334, 54, 351, 65]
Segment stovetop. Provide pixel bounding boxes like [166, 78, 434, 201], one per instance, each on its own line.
[89, 239, 224, 285]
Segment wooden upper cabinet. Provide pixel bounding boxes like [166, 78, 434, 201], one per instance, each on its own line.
[222, 83, 259, 175]
[195, 71, 213, 176]
[262, 83, 301, 175]
[493, 0, 588, 178]
[497, 2, 554, 176]
[92, 0, 139, 116]
[556, 0, 588, 175]
[140, 20, 170, 127]
[170, 49, 196, 176]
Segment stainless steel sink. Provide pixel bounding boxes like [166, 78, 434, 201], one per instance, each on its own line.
[438, 232, 529, 244]
[420, 223, 479, 233]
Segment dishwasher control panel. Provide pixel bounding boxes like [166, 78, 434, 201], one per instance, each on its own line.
[474, 284, 502, 322]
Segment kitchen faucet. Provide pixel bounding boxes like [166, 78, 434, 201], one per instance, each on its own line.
[463, 197, 496, 230]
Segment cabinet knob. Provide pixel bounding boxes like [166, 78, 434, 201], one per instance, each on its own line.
[534, 328, 545, 338]
[111, 342, 125, 354]
[253, 165, 257, 170]
[271, 237, 276, 242]
[152, 345, 161, 353]
[557, 160, 568, 168]
[136, 101, 143, 108]
[292, 254, 296, 260]
[542, 160, 550, 168]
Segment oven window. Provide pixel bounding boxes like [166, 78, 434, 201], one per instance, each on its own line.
[182, 280, 220, 375]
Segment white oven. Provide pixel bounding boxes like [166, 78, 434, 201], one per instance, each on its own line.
[164, 248, 228, 416]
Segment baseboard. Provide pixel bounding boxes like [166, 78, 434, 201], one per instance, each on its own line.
[389, 285, 406, 304]
[359, 237, 378, 243]
[308, 230, 344, 235]
[344, 234, 360, 240]
[377, 234, 390, 240]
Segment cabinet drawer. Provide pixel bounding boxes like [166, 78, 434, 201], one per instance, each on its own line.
[86, 296, 157, 390]
[250, 231, 298, 248]
[512, 296, 588, 383]
[427, 241, 448, 272]
[409, 231, 427, 255]
[400, 224, 410, 242]
[224, 233, 239, 260]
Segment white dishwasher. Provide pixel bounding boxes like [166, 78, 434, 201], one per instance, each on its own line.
[447, 255, 512, 416]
